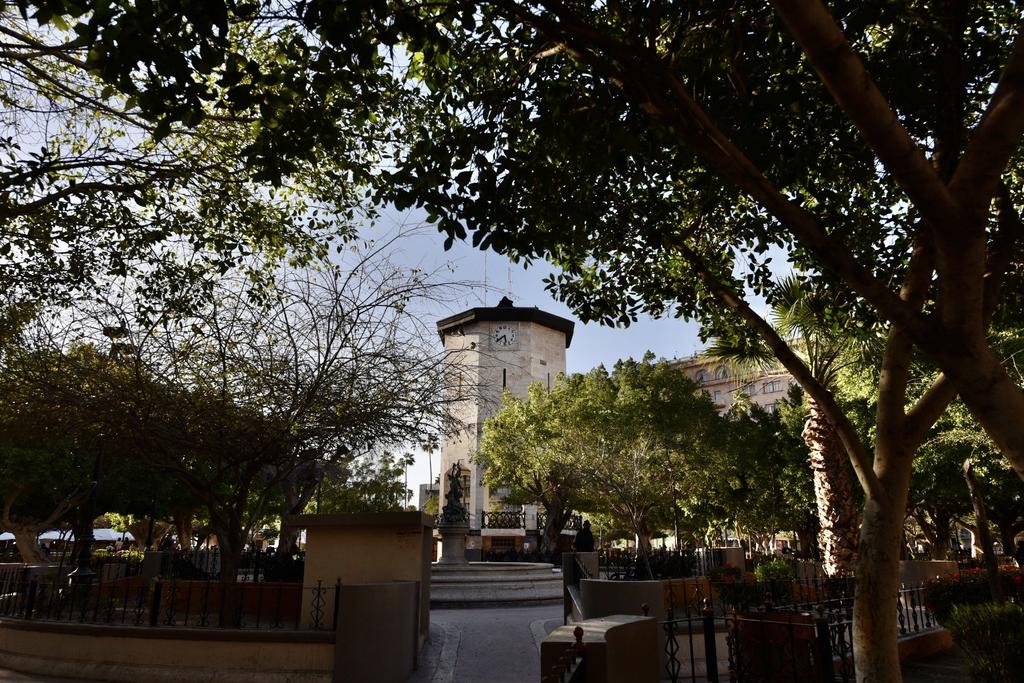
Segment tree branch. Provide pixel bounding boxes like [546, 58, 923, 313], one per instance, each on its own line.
[949, 31, 1024, 218]
[771, 0, 960, 233]
[674, 239, 883, 500]
[503, 0, 934, 342]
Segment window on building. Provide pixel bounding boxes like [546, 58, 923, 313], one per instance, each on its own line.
[502, 367, 507, 389]
[763, 380, 782, 393]
[713, 390, 722, 403]
[547, 372, 551, 390]
[766, 402, 778, 414]
[714, 366, 728, 380]
[696, 370, 709, 384]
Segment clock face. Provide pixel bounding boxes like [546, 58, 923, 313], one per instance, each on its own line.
[493, 323, 518, 347]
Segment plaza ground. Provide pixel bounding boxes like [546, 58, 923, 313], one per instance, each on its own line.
[1, 603, 971, 683]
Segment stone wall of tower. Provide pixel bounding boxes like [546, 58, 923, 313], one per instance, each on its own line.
[438, 318, 567, 534]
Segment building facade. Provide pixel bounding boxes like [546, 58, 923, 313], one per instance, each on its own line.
[672, 355, 797, 414]
[436, 297, 574, 557]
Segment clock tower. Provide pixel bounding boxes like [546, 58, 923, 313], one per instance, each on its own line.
[436, 296, 574, 557]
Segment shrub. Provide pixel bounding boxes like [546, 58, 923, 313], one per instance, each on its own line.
[708, 563, 742, 583]
[947, 603, 1024, 683]
[754, 558, 795, 582]
[924, 566, 1024, 624]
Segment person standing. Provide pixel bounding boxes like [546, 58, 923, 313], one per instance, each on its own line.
[574, 520, 595, 552]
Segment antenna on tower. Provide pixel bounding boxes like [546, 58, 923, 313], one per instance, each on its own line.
[482, 250, 488, 305]
[506, 262, 512, 298]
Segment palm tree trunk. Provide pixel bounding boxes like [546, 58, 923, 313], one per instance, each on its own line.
[804, 398, 859, 574]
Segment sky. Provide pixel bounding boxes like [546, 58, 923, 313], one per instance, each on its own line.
[358, 208, 705, 496]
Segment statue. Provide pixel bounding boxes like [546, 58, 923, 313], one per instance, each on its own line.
[441, 461, 468, 525]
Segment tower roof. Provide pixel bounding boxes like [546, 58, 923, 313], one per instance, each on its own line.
[437, 299, 575, 348]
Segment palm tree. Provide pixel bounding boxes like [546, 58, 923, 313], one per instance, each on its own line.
[709, 276, 860, 575]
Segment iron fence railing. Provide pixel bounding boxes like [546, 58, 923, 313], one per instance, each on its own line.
[481, 511, 526, 529]
[536, 512, 583, 533]
[0, 575, 337, 631]
[542, 625, 587, 683]
[158, 548, 304, 582]
[658, 580, 939, 683]
[601, 548, 724, 580]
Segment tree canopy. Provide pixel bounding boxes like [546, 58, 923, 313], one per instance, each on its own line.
[478, 355, 728, 561]
[1, 5, 409, 311]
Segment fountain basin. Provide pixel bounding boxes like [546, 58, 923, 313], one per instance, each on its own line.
[430, 561, 562, 606]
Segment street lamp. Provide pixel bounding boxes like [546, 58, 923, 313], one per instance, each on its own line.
[68, 323, 127, 584]
[67, 440, 101, 584]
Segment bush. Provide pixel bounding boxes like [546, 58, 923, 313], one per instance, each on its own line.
[708, 563, 742, 583]
[754, 558, 795, 582]
[924, 566, 1024, 624]
[947, 603, 1024, 683]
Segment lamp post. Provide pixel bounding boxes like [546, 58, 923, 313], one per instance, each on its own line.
[67, 441, 101, 584]
[68, 324, 126, 584]
[144, 498, 156, 551]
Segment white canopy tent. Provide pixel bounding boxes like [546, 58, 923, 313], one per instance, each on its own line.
[36, 529, 134, 543]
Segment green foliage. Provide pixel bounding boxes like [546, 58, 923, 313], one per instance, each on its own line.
[479, 354, 729, 555]
[924, 567, 1024, 624]
[681, 387, 815, 546]
[1, 8, 406, 312]
[754, 558, 796, 582]
[312, 452, 413, 514]
[947, 602, 1024, 683]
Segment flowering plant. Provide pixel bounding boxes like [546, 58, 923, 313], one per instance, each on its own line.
[924, 565, 1024, 624]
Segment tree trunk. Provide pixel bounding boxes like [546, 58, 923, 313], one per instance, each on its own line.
[941, 341, 1024, 482]
[996, 521, 1022, 554]
[795, 525, 816, 561]
[803, 399, 859, 575]
[172, 510, 194, 551]
[277, 478, 318, 551]
[541, 502, 568, 553]
[853, 495, 905, 683]
[925, 512, 952, 561]
[11, 527, 45, 564]
[963, 459, 1005, 603]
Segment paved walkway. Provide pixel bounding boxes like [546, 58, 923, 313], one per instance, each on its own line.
[1, 609, 970, 683]
[901, 648, 970, 683]
[412, 604, 562, 683]
[0, 671, 80, 683]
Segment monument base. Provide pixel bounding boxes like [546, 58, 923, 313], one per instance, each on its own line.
[437, 524, 471, 565]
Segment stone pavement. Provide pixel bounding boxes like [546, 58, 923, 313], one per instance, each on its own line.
[901, 648, 970, 683]
[0, 671, 81, 683]
[412, 604, 562, 683]
[1, 609, 970, 683]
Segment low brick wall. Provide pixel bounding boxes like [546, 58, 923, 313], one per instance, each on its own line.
[0, 618, 334, 683]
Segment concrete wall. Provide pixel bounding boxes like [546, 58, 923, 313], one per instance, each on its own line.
[0, 618, 333, 683]
[542, 615, 659, 683]
[579, 578, 667, 672]
[286, 512, 432, 641]
[900, 560, 958, 584]
[334, 582, 419, 683]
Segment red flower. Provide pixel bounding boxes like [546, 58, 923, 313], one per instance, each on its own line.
[1013, 575, 1022, 586]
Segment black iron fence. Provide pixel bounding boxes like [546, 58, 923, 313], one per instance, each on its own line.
[543, 625, 587, 683]
[481, 511, 526, 529]
[483, 548, 563, 563]
[601, 548, 725, 580]
[158, 548, 304, 582]
[659, 579, 938, 683]
[537, 512, 583, 533]
[0, 575, 337, 631]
